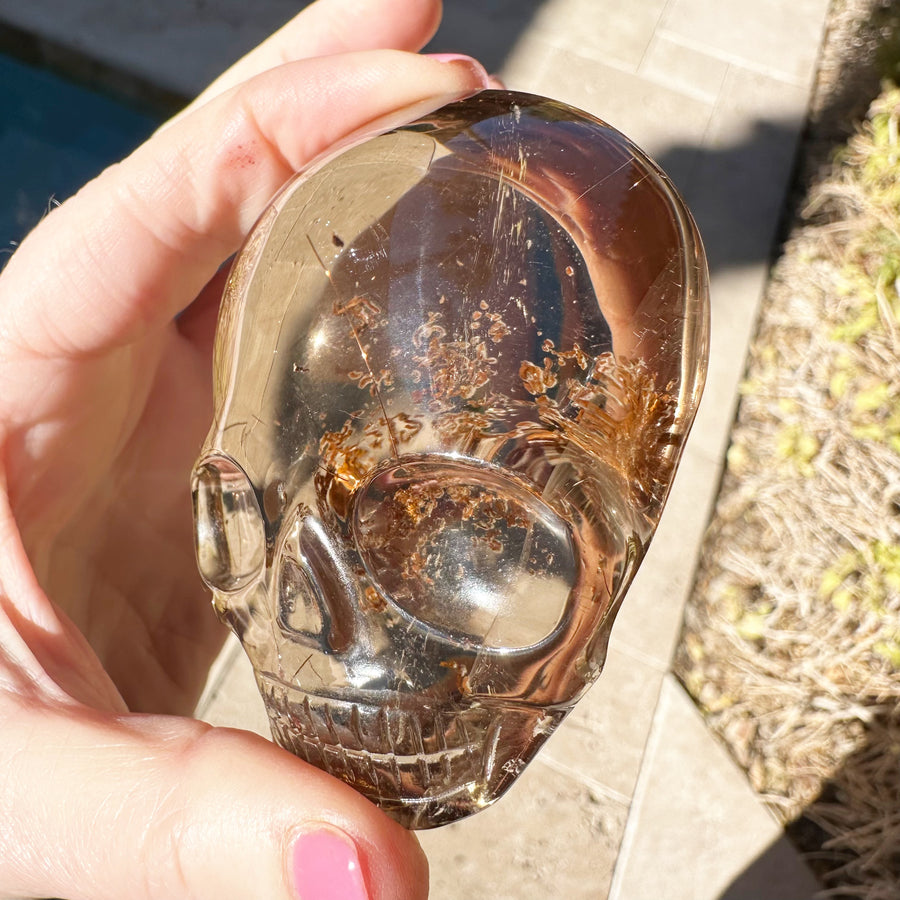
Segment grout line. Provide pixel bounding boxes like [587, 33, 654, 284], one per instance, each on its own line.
[654, 28, 813, 88]
[607, 674, 675, 900]
[530, 37, 646, 80]
[535, 755, 632, 807]
[635, 0, 676, 75]
[608, 633, 672, 674]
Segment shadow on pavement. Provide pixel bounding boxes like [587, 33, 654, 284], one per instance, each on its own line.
[426, 0, 544, 74]
[718, 834, 821, 900]
[654, 118, 804, 275]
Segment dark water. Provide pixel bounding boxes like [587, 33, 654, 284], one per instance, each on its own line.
[0, 53, 160, 259]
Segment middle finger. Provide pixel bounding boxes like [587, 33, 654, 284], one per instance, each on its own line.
[185, 0, 444, 113]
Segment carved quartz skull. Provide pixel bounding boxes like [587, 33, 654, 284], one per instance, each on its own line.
[192, 91, 709, 828]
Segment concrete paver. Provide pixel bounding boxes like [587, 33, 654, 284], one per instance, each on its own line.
[419, 760, 629, 900]
[2, 0, 837, 894]
[610, 678, 821, 900]
[639, 34, 730, 105]
[0, 0, 299, 97]
[610, 442, 723, 670]
[529, 0, 671, 72]
[541, 644, 665, 803]
[196, 634, 269, 737]
[658, 0, 827, 85]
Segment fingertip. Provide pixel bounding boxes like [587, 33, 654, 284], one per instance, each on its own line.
[423, 52, 491, 92]
[289, 826, 370, 900]
[409, 0, 444, 49]
[286, 820, 428, 900]
[351, 813, 430, 900]
[184, 726, 429, 900]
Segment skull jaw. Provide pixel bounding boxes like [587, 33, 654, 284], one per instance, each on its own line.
[257, 673, 566, 829]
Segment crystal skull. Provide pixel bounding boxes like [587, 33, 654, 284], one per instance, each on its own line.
[192, 90, 709, 828]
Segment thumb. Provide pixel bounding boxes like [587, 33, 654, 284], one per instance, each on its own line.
[1, 704, 428, 900]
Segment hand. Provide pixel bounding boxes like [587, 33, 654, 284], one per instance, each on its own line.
[0, 0, 489, 897]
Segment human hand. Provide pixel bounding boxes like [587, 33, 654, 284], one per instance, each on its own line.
[0, 0, 488, 897]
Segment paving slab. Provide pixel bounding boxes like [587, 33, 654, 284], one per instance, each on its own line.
[527, 0, 669, 72]
[610, 442, 723, 670]
[0, 0, 299, 98]
[196, 634, 270, 737]
[639, 33, 730, 105]
[540, 643, 665, 803]
[658, 0, 828, 85]
[419, 759, 628, 900]
[609, 677, 821, 900]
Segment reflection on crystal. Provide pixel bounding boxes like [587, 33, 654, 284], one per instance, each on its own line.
[192, 90, 710, 828]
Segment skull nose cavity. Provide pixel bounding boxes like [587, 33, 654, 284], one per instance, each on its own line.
[277, 514, 358, 653]
[277, 557, 325, 638]
[352, 456, 576, 650]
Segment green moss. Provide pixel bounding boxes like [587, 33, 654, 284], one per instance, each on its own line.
[819, 542, 900, 666]
[775, 423, 820, 475]
[874, 639, 900, 668]
[854, 382, 892, 412]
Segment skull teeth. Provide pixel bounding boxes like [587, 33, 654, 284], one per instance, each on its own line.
[257, 676, 559, 824]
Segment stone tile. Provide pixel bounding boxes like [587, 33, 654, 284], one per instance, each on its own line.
[610, 440, 722, 669]
[638, 33, 730, 105]
[195, 634, 271, 738]
[522, 46, 715, 194]
[680, 66, 812, 269]
[497, 30, 557, 94]
[686, 264, 769, 463]
[427, 0, 547, 75]
[0, 0, 302, 97]
[717, 836, 823, 900]
[670, 67, 816, 464]
[658, 0, 830, 86]
[541, 644, 665, 801]
[527, 0, 668, 72]
[194, 632, 243, 719]
[609, 677, 820, 900]
[419, 759, 628, 900]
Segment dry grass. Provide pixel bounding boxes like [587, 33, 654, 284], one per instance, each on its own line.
[675, 74, 900, 899]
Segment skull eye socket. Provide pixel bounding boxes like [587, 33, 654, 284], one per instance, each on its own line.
[192, 455, 265, 592]
[353, 456, 576, 650]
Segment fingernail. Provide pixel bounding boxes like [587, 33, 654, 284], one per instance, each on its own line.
[428, 52, 475, 64]
[426, 52, 490, 87]
[290, 827, 370, 900]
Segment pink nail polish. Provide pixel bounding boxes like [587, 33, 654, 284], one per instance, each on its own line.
[426, 53, 490, 86]
[427, 52, 475, 64]
[291, 828, 370, 900]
